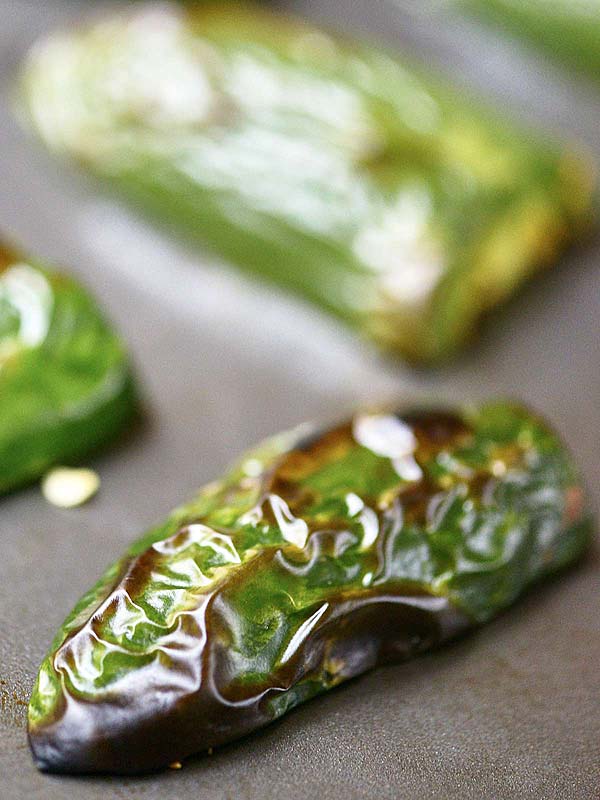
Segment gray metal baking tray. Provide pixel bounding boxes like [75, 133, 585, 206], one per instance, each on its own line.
[0, 1, 598, 798]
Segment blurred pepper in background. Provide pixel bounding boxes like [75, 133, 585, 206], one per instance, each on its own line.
[0, 243, 137, 494]
[20, 1, 595, 364]
[458, 0, 600, 84]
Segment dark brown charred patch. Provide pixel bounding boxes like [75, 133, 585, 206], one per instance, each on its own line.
[121, 548, 160, 599]
[564, 485, 585, 527]
[395, 480, 439, 525]
[260, 479, 316, 520]
[469, 471, 496, 503]
[262, 423, 355, 516]
[270, 423, 354, 485]
[401, 409, 472, 447]
[0, 244, 17, 272]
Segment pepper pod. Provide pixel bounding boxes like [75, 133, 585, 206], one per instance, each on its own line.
[28, 402, 592, 773]
[459, 0, 600, 83]
[20, 2, 595, 362]
[0, 243, 137, 494]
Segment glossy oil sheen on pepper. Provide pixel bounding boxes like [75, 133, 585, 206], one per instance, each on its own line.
[28, 402, 592, 773]
[0, 244, 136, 493]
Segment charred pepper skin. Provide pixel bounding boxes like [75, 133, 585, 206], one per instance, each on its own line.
[20, 2, 594, 363]
[28, 402, 592, 774]
[0, 244, 136, 494]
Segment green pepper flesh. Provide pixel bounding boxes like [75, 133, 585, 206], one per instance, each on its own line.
[460, 0, 600, 83]
[20, 2, 595, 362]
[0, 244, 136, 493]
[28, 401, 592, 773]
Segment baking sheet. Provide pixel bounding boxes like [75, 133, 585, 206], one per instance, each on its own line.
[0, 1, 598, 797]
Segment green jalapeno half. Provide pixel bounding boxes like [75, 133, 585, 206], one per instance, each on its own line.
[20, 2, 595, 362]
[28, 401, 592, 773]
[0, 243, 136, 494]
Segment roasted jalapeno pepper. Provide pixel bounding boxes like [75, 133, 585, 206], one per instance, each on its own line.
[0, 244, 136, 494]
[459, 0, 600, 83]
[20, 2, 594, 363]
[28, 401, 592, 774]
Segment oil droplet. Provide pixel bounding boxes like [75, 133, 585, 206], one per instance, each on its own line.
[269, 494, 309, 548]
[280, 603, 329, 663]
[491, 460, 507, 477]
[394, 455, 423, 482]
[242, 458, 263, 477]
[353, 413, 416, 459]
[353, 413, 421, 481]
[345, 492, 364, 517]
[358, 506, 379, 550]
[345, 493, 379, 549]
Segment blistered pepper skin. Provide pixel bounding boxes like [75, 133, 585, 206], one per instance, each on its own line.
[0, 245, 136, 493]
[28, 402, 592, 774]
[20, 2, 594, 363]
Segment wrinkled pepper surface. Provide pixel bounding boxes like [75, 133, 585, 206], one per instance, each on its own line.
[0, 243, 136, 494]
[460, 0, 600, 84]
[28, 401, 592, 774]
[20, 2, 594, 363]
